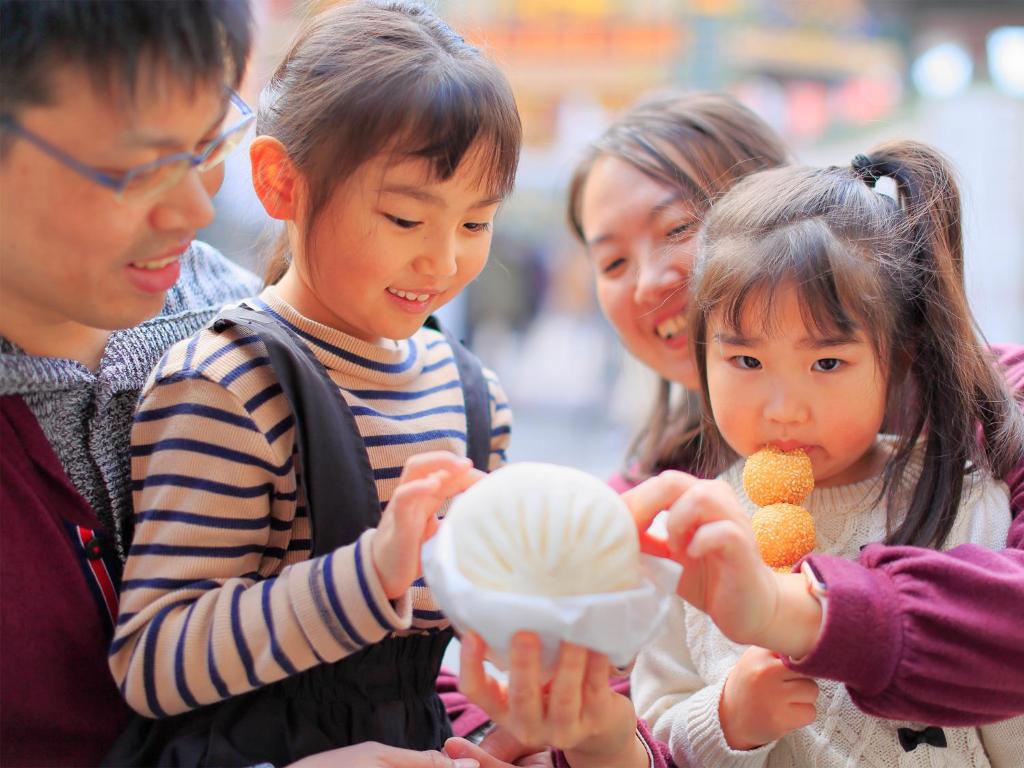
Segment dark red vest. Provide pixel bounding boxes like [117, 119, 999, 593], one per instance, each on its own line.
[0, 395, 130, 766]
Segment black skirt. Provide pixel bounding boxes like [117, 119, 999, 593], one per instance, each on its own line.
[104, 630, 454, 767]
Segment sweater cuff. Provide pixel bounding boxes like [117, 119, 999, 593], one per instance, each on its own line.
[350, 529, 413, 631]
[783, 552, 900, 696]
[296, 529, 411, 656]
[670, 678, 774, 768]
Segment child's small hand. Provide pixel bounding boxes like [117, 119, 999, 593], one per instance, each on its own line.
[719, 646, 818, 750]
[458, 632, 649, 768]
[372, 451, 482, 599]
[624, 473, 778, 646]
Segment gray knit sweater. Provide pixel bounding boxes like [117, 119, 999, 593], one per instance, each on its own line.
[0, 241, 261, 558]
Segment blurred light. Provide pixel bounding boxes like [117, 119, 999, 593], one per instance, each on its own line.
[911, 42, 973, 99]
[987, 27, 1024, 98]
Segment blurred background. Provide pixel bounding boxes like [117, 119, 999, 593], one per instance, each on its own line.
[202, 0, 1024, 479]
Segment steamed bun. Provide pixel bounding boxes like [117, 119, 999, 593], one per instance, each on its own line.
[444, 462, 642, 597]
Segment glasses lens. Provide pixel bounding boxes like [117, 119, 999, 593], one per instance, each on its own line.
[120, 158, 191, 200]
[197, 117, 253, 173]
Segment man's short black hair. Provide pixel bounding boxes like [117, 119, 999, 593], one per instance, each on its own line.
[0, 0, 252, 117]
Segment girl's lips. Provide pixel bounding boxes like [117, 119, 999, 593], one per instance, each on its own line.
[385, 288, 435, 315]
[770, 441, 812, 453]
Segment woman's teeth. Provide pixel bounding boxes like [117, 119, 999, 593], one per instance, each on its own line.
[131, 255, 178, 270]
[387, 287, 431, 302]
[656, 312, 687, 340]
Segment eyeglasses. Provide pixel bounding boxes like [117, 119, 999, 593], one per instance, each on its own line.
[0, 90, 254, 201]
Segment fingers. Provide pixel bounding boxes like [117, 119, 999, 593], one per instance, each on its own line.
[286, 743, 481, 768]
[505, 632, 544, 740]
[475, 727, 531, 762]
[582, 649, 611, 704]
[621, 470, 699, 533]
[458, 632, 507, 719]
[415, 749, 481, 768]
[436, 466, 485, 498]
[399, 451, 473, 483]
[788, 701, 818, 729]
[664, 479, 748, 559]
[444, 738, 516, 768]
[685, 519, 752, 561]
[784, 676, 820, 705]
[546, 643, 587, 734]
[578, 649, 613, 734]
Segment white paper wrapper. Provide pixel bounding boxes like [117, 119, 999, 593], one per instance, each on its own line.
[421, 524, 683, 673]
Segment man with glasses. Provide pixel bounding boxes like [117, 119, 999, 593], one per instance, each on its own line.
[0, 4, 516, 767]
[0, 2, 258, 764]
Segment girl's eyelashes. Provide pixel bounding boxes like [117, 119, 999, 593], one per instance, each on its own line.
[813, 357, 844, 372]
[384, 213, 421, 229]
[731, 355, 762, 370]
[600, 257, 626, 275]
[383, 214, 492, 232]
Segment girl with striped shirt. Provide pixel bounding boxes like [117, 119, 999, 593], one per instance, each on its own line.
[105, 2, 521, 764]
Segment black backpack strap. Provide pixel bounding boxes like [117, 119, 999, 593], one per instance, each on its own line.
[210, 305, 380, 556]
[423, 316, 492, 472]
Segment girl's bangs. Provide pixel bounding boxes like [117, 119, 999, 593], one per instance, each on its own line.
[399, 65, 520, 200]
[705, 219, 885, 346]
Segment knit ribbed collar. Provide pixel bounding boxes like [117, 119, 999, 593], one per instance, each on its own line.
[0, 310, 213, 399]
[255, 288, 426, 386]
[0, 241, 260, 399]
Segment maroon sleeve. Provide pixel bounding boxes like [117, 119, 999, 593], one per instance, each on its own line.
[784, 343, 1024, 726]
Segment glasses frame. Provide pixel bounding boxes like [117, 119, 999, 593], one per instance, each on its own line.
[0, 90, 254, 201]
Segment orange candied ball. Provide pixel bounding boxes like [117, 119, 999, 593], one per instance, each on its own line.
[751, 502, 816, 569]
[742, 446, 814, 506]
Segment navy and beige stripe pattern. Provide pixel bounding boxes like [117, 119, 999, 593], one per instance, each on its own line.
[110, 289, 511, 717]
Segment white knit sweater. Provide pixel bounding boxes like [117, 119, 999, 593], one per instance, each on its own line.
[631, 442, 1024, 767]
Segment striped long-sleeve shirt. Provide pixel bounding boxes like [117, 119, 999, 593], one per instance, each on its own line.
[110, 289, 511, 717]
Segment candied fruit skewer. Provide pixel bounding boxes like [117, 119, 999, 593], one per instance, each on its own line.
[751, 502, 816, 571]
[743, 447, 817, 571]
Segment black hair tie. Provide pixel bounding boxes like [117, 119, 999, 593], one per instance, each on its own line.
[851, 153, 881, 184]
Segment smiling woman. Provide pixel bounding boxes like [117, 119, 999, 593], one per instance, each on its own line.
[567, 92, 790, 483]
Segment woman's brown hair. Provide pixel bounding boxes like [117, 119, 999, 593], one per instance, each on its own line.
[690, 140, 1024, 549]
[566, 92, 791, 481]
[259, 0, 521, 284]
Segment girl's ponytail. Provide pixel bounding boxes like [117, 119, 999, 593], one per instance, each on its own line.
[857, 141, 1024, 547]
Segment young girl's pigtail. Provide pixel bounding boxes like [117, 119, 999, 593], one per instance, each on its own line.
[857, 141, 1024, 547]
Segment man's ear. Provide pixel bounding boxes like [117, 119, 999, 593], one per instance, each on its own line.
[250, 136, 300, 221]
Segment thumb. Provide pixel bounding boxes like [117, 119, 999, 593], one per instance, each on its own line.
[622, 471, 698, 540]
[479, 725, 535, 762]
[400, 747, 480, 768]
[444, 737, 517, 768]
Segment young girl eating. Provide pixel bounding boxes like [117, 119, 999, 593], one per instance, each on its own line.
[105, 1, 520, 764]
[631, 141, 1024, 766]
